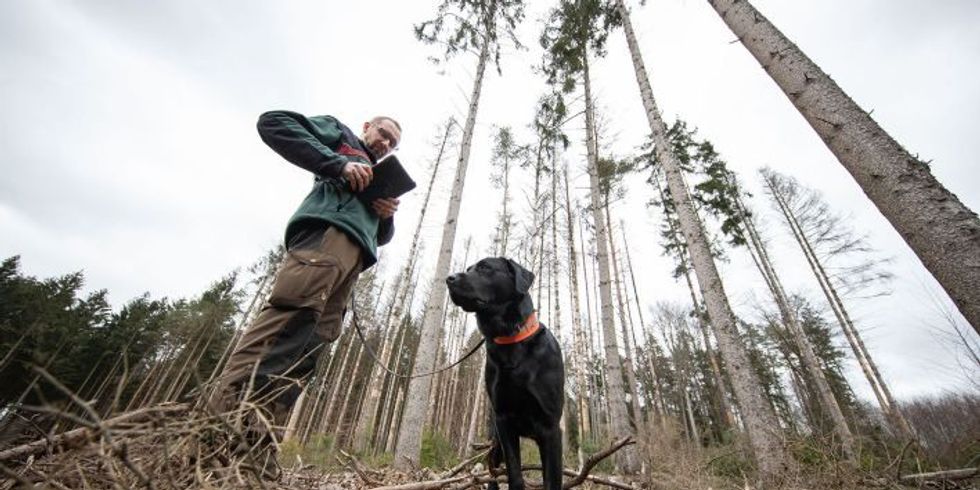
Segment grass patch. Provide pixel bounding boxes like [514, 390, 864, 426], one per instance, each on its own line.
[421, 430, 459, 469]
[280, 434, 339, 469]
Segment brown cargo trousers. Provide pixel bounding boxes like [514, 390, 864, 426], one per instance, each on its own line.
[216, 225, 361, 432]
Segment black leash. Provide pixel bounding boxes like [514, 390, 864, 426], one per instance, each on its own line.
[349, 289, 484, 379]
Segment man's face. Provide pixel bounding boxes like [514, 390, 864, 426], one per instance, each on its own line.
[362, 119, 401, 157]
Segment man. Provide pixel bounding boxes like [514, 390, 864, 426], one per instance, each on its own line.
[217, 110, 402, 452]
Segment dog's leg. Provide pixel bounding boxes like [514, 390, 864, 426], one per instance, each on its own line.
[487, 436, 503, 490]
[537, 427, 563, 490]
[495, 419, 525, 490]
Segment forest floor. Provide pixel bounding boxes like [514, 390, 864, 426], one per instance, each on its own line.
[0, 402, 976, 489]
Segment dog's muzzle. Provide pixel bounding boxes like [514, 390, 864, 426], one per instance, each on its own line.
[446, 274, 484, 311]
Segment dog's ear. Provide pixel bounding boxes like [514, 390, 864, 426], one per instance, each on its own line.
[504, 258, 536, 321]
[505, 258, 534, 298]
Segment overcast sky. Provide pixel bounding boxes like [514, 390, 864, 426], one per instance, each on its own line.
[2, 0, 978, 403]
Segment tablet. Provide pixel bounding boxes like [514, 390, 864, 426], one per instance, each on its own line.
[355, 154, 417, 204]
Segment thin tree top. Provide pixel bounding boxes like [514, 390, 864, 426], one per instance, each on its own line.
[540, 0, 621, 93]
[414, 0, 526, 72]
[528, 90, 569, 171]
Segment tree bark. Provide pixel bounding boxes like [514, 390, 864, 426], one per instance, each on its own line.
[354, 120, 453, 451]
[604, 206, 643, 434]
[563, 165, 592, 466]
[615, 0, 796, 479]
[709, 0, 980, 334]
[583, 51, 638, 473]
[733, 185, 858, 463]
[763, 173, 916, 440]
[393, 37, 490, 470]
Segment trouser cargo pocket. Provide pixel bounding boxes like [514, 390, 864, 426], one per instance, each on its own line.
[267, 248, 342, 313]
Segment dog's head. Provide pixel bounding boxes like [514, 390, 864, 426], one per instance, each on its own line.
[446, 257, 535, 328]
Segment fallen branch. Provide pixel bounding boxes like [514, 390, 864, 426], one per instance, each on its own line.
[898, 467, 979, 485]
[562, 469, 632, 490]
[445, 473, 502, 490]
[563, 436, 634, 489]
[354, 436, 635, 490]
[0, 403, 187, 463]
[888, 439, 917, 482]
[22, 465, 73, 490]
[439, 447, 491, 479]
[369, 474, 472, 490]
[0, 462, 40, 490]
[337, 449, 382, 487]
[442, 468, 634, 490]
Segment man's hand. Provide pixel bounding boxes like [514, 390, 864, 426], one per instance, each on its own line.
[372, 198, 400, 219]
[342, 161, 374, 192]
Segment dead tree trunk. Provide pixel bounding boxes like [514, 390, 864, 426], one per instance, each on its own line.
[354, 119, 454, 451]
[763, 171, 915, 440]
[582, 52, 638, 472]
[564, 165, 593, 466]
[393, 36, 490, 469]
[615, 0, 796, 478]
[732, 181, 858, 463]
[604, 205, 643, 434]
[709, 0, 980, 334]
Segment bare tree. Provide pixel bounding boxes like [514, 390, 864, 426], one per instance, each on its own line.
[489, 126, 525, 255]
[541, 0, 639, 472]
[614, 0, 796, 479]
[394, 0, 525, 469]
[727, 173, 858, 463]
[353, 119, 455, 452]
[762, 168, 915, 439]
[708, 0, 980, 334]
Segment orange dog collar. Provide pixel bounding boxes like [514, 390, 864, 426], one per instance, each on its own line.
[493, 312, 540, 345]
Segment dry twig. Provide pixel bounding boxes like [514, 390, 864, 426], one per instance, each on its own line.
[0, 404, 186, 463]
[898, 467, 979, 485]
[348, 436, 636, 490]
[562, 436, 635, 489]
[337, 449, 383, 487]
[439, 447, 491, 479]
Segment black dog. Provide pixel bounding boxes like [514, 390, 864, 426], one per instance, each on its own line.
[446, 257, 564, 490]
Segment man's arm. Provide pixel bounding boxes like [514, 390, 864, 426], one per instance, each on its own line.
[378, 217, 395, 246]
[256, 110, 348, 178]
[373, 197, 399, 246]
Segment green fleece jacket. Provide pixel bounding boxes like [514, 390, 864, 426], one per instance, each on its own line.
[256, 110, 394, 269]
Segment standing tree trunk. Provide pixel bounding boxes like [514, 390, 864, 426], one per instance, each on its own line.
[604, 204, 643, 434]
[320, 326, 359, 436]
[463, 350, 489, 454]
[732, 183, 858, 463]
[653, 170, 737, 433]
[355, 119, 454, 451]
[763, 171, 915, 440]
[393, 37, 490, 470]
[563, 165, 592, 465]
[615, 0, 796, 479]
[708, 0, 980, 333]
[377, 316, 412, 453]
[620, 223, 668, 423]
[582, 51, 638, 473]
